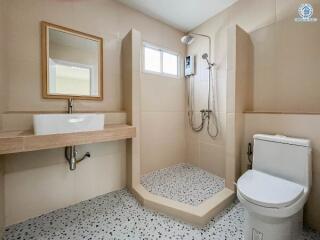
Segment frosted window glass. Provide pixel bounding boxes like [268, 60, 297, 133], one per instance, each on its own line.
[144, 47, 161, 73]
[163, 52, 178, 76]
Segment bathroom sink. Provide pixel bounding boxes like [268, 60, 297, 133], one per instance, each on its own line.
[33, 114, 105, 135]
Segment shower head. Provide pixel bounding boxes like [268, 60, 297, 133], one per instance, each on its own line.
[181, 35, 195, 45]
[202, 53, 209, 60]
[202, 52, 215, 68]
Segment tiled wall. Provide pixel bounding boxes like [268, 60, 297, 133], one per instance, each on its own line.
[243, 113, 320, 231]
[225, 25, 253, 190]
[2, 0, 185, 112]
[0, 0, 6, 126]
[122, 29, 142, 188]
[1, 113, 127, 226]
[0, 0, 186, 227]
[185, 0, 273, 179]
[185, 18, 227, 179]
[185, 0, 320, 186]
[140, 36, 187, 174]
[185, 0, 276, 179]
[250, 2, 320, 113]
[0, 0, 6, 236]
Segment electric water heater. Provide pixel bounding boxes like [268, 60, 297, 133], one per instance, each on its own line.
[184, 55, 195, 76]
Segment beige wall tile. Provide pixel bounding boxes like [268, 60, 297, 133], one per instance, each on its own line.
[5, 161, 75, 225]
[0, 0, 7, 120]
[2, 0, 185, 112]
[186, 136, 199, 165]
[251, 24, 278, 111]
[235, 26, 253, 113]
[141, 74, 185, 112]
[74, 142, 126, 202]
[228, 0, 276, 33]
[225, 113, 236, 156]
[225, 25, 252, 192]
[196, 0, 320, 115]
[4, 141, 127, 226]
[198, 112, 226, 146]
[139, 28, 186, 175]
[250, 4, 320, 113]
[225, 153, 237, 191]
[199, 142, 225, 178]
[140, 112, 186, 174]
[227, 25, 236, 72]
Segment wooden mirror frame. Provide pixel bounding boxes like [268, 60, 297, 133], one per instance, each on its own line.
[41, 21, 103, 100]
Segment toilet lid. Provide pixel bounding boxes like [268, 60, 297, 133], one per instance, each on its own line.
[237, 170, 304, 208]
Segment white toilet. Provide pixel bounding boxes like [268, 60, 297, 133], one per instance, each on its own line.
[237, 134, 312, 240]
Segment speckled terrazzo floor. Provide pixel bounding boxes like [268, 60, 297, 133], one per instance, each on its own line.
[141, 163, 225, 206]
[4, 189, 320, 240]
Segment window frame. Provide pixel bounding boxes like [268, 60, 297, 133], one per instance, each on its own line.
[142, 42, 180, 78]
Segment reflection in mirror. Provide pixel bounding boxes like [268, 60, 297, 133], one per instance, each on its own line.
[42, 22, 103, 100]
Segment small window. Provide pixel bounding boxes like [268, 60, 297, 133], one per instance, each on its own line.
[163, 52, 178, 76]
[143, 43, 179, 77]
[144, 47, 161, 73]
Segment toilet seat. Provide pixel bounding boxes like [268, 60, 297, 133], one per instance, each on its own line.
[237, 170, 304, 208]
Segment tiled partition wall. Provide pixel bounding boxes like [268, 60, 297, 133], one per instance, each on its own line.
[225, 25, 253, 190]
[122, 29, 142, 189]
[139, 28, 187, 175]
[0, 0, 5, 119]
[0, 0, 6, 236]
[242, 113, 320, 231]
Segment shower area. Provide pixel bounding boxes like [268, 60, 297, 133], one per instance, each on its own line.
[139, 32, 226, 207]
[123, 22, 251, 224]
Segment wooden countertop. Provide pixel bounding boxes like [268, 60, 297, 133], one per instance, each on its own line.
[244, 111, 320, 115]
[0, 124, 136, 155]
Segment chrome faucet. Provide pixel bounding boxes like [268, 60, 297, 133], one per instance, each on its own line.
[67, 98, 73, 114]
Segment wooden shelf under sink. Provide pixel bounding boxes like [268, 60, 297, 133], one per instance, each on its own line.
[0, 124, 136, 155]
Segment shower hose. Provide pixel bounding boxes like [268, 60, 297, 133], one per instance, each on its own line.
[186, 65, 219, 139]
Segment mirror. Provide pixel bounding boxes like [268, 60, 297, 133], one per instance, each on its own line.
[41, 21, 103, 100]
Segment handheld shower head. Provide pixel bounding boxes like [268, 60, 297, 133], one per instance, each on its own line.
[202, 53, 215, 68]
[202, 53, 209, 60]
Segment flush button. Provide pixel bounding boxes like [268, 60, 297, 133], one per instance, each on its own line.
[252, 228, 263, 240]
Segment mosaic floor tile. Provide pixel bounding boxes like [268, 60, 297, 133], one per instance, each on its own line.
[4, 163, 320, 240]
[141, 163, 225, 206]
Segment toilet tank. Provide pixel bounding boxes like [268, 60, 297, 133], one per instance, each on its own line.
[253, 134, 311, 188]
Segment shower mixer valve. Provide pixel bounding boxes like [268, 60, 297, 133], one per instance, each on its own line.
[200, 109, 212, 117]
[200, 109, 212, 113]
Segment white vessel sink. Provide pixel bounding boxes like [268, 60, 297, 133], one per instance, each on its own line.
[33, 114, 105, 135]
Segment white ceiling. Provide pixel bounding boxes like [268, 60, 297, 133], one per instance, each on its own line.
[116, 0, 237, 32]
